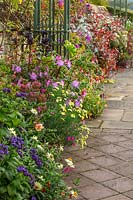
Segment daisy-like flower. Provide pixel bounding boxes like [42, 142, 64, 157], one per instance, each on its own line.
[46, 152, 54, 161]
[35, 123, 44, 131]
[34, 182, 43, 190]
[31, 108, 38, 115]
[65, 157, 75, 168]
[57, 163, 63, 169]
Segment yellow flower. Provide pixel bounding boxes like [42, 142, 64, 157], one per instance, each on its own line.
[35, 123, 44, 131]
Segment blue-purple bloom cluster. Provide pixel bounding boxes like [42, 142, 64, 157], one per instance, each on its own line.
[2, 88, 11, 93]
[10, 136, 24, 157]
[16, 92, 27, 98]
[17, 166, 35, 185]
[30, 148, 43, 168]
[0, 144, 8, 158]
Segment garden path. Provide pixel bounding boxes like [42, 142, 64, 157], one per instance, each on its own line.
[64, 68, 133, 200]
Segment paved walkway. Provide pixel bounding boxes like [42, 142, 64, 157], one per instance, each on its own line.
[64, 68, 133, 200]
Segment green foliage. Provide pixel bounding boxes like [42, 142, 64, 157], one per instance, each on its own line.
[90, 0, 109, 7]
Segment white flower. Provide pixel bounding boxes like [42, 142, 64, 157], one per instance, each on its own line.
[31, 108, 38, 115]
[65, 158, 75, 168]
[37, 145, 44, 151]
[8, 128, 16, 136]
[57, 163, 63, 169]
[31, 136, 38, 141]
[46, 153, 54, 161]
[38, 176, 44, 181]
[59, 145, 64, 152]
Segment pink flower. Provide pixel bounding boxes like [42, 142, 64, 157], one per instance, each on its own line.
[58, 0, 64, 8]
[65, 59, 71, 69]
[52, 82, 58, 88]
[30, 72, 37, 81]
[56, 59, 64, 66]
[71, 80, 80, 88]
[81, 88, 87, 97]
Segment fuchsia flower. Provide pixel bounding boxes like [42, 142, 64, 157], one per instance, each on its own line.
[86, 34, 91, 42]
[46, 80, 51, 87]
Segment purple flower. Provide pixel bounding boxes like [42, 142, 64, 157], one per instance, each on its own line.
[10, 136, 24, 149]
[30, 148, 43, 168]
[2, 88, 11, 93]
[86, 34, 91, 42]
[17, 166, 35, 185]
[16, 92, 27, 98]
[75, 100, 81, 107]
[17, 149, 23, 157]
[86, 3, 90, 8]
[31, 196, 37, 200]
[30, 72, 37, 81]
[80, 0, 84, 2]
[0, 144, 8, 158]
[15, 66, 21, 73]
[71, 80, 80, 88]
[17, 166, 27, 173]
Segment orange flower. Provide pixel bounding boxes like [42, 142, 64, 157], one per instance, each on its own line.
[35, 123, 44, 131]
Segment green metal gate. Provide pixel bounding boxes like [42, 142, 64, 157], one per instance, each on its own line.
[34, 0, 70, 56]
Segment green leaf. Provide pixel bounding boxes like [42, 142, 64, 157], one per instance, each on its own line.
[7, 184, 16, 196]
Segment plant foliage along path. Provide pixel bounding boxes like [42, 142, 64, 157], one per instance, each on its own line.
[64, 68, 133, 200]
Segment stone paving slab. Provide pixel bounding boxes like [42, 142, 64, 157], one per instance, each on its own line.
[79, 183, 118, 200]
[93, 143, 128, 154]
[124, 191, 133, 199]
[112, 150, 133, 161]
[98, 109, 123, 121]
[103, 177, 133, 193]
[101, 121, 133, 129]
[81, 168, 121, 182]
[71, 147, 104, 159]
[65, 69, 133, 200]
[88, 155, 123, 168]
[122, 111, 133, 122]
[102, 194, 131, 200]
